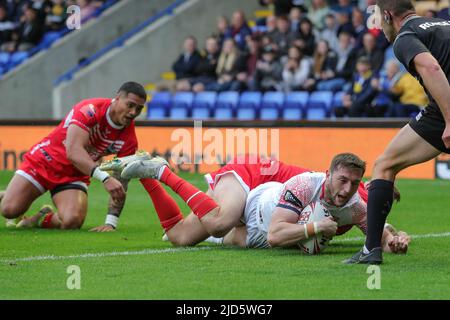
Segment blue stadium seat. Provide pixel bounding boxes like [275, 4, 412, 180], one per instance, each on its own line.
[282, 108, 302, 120]
[239, 91, 262, 110]
[147, 92, 172, 118]
[0, 52, 10, 66]
[260, 108, 279, 120]
[285, 91, 309, 109]
[261, 92, 285, 109]
[172, 92, 194, 109]
[259, 92, 284, 120]
[216, 91, 239, 109]
[332, 91, 345, 108]
[214, 108, 233, 120]
[193, 91, 217, 109]
[236, 108, 256, 120]
[169, 107, 189, 120]
[191, 107, 211, 119]
[284, 91, 309, 120]
[147, 106, 167, 120]
[306, 91, 333, 120]
[40, 31, 62, 49]
[191, 92, 216, 119]
[9, 51, 29, 67]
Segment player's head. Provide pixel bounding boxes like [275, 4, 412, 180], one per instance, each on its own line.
[377, 0, 415, 42]
[111, 81, 147, 127]
[325, 153, 366, 207]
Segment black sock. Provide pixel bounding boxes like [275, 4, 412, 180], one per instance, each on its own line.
[365, 179, 394, 251]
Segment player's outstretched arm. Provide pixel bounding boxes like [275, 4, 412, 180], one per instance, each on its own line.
[380, 223, 411, 254]
[268, 207, 337, 248]
[66, 124, 125, 203]
[414, 52, 450, 148]
[90, 171, 130, 232]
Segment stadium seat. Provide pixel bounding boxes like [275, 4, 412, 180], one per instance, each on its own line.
[213, 108, 233, 120]
[306, 91, 333, 120]
[239, 91, 262, 110]
[261, 92, 285, 109]
[191, 92, 216, 120]
[331, 91, 345, 116]
[40, 31, 62, 49]
[193, 91, 217, 109]
[216, 91, 239, 109]
[147, 92, 172, 118]
[282, 108, 302, 120]
[191, 107, 211, 119]
[172, 92, 194, 109]
[9, 51, 29, 67]
[260, 108, 279, 120]
[284, 91, 309, 120]
[236, 107, 256, 120]
[169, 107, 189, 120]
[0, 52, 10, 66]
[147, 106, 167, 120]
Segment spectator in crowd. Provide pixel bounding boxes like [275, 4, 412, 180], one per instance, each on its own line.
[227, 10, 252, 51]
[317, 12, 339, 52]
[1, 6, 44, 51]
[373, 59, 428, 118]
[264, 15, 278, 39]
[269, 15, 296, 57]
[250, 44, 283, 92]
[307, 0, 330, 31]
[331, 0, 353, 15]
[335, 9, 354, 36]
[187, 37, 220, 92]
[204, 38, 247, 92]
[317, 30, 356, 92]
[172, 36, 201, 81]
[214, 15, 231, 48]
[259, 0, 307, 17]
[351, 7, 367, 49]
[281, 45, 311, 92]
[77, 0, 96, 23]
[355, 32, 384, 74]
[46, 0, 67, 31]
[437, 6, 450, 20]
[304, 39, 338, 91]
[231, 35, 261, 92]
[288, 6, 306, 32]
[292, 17, 315, 56]
[0, 4, 16, 45]
[335, 56, 378, 117]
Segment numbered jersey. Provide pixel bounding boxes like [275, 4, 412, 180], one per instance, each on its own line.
[24, 98, 138, 180]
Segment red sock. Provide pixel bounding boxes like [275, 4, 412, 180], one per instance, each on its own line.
[159, 167, 218, 219]
[140, 178, 183, 231]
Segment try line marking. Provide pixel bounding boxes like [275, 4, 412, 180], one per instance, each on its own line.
[1, 232, 449, 264]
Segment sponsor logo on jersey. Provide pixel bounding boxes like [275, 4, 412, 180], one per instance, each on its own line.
[284, 190, 303, 208]
[80, 104, 96, 118]
[419, 20, 450, 30]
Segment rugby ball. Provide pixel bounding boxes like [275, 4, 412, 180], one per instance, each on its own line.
[297, 201, 332, 255]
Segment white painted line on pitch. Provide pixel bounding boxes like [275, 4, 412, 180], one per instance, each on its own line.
[1, 246, 215, 264]
[1, 232, 449, 264]
[332, 231, 450, 243]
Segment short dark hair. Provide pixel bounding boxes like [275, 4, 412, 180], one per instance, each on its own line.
[377, 0, 415, 17]
[330, 153, 366, 176]
[117, 81, 147, 101]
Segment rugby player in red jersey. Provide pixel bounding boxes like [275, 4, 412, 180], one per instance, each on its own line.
[1, 82, 147, 230]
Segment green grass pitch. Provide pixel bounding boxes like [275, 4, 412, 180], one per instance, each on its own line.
[0, 170, 449, 300]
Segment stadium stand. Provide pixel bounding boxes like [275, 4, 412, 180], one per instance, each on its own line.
[0, 0, 119, 77]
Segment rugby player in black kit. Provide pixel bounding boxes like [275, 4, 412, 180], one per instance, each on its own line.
[346, 0, 450, 264]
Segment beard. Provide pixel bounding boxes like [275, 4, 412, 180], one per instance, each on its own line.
[382, 23, 397, 42]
